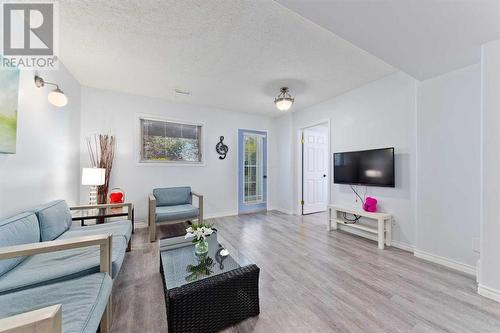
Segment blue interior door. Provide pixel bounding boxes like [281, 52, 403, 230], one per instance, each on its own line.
[238, 129, 267, 214]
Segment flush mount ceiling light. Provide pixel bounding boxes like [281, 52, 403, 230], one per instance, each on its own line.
[34, 75, 68, 107]
[274, 87, 294, 111]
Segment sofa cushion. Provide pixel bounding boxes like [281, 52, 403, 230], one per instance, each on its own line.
[60, 220, 132, 244]
[0, 273, 112, 333]
[156, 204, 199, 223]
[32, 200, 72, 241]
[154, 187, 192, 207]
[0, 213, 40, 277]
[0, 237, 127, 294]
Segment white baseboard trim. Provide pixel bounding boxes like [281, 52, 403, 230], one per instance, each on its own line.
[391, 240, 414, 252]
[133, 211, 239, 224]
[268, 207, 295, 215]
[478, 284, 500, 302]
[138, 208, 291, 222]
[414, 249, 476, 277]
[205, 211, 238, 219]
[335, 226, 476, 276]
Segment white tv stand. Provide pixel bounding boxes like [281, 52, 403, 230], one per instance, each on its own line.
[327, 204, 392, 249]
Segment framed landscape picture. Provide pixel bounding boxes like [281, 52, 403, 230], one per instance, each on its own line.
[0, 69, 20, 154]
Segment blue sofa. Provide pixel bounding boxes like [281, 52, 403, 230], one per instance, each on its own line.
[148, 187, 204, 242]
[0, 200, 133, 332]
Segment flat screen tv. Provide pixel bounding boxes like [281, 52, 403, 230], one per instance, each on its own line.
[333, 147, 395, 187]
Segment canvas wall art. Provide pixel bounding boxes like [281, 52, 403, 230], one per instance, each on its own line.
[0, 69, 20, 154]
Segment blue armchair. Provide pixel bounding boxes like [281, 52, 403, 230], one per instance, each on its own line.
[148, 187, 204, 242]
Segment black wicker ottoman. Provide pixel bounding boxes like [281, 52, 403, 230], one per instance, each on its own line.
[159, 235, 260, 333]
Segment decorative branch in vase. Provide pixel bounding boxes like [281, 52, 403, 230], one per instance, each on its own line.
[86, 134, 116, 204]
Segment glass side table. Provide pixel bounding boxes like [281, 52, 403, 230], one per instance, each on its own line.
[70, 203, 134, 233]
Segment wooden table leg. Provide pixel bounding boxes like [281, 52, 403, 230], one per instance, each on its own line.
[385, 218, 392, 247]
[332, 209, 338, 230]
[327, 207, 332, 231]
[377, 218, 384, 250]
[327, 207, 337, 231]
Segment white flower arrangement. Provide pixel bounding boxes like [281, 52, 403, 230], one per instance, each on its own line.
[185, 224, 215, 242]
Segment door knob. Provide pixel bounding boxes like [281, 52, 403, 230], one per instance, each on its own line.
[263, 175, 267, 179]
[323, 174, 327, 177]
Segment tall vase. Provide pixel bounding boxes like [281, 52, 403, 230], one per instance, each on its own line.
[86, 134, 116, 205]
[195, 239, 208, 256]
[97, 135, 116, 204]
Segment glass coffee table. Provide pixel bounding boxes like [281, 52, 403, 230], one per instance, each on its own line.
[159, 234, 260, 333]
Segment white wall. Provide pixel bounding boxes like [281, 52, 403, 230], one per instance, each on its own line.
[479, 39, 500, 301]
[80, 87, 274, 221]
[291, 72, 418, 248]
[280, 68, 482, 271]
[0, 65, 82, 217]
[0, 59, 486, 283]
[416, 65, 481, 270]
[269, 113, 294, 213]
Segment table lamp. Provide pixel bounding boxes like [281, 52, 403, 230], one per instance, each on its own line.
[82, 168, 105, 205]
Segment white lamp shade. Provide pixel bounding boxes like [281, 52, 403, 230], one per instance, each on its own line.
[275, 98, 293, 111]
[82, 168, 105, 186]
[48, 88, 68, 107]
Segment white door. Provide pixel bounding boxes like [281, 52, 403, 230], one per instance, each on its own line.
[302, 128, 328, 214]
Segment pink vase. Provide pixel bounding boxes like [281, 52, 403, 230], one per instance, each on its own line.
[363, 197, 378, 212]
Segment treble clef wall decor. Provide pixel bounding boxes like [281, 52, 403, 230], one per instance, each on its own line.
[215, 136, 228, 160]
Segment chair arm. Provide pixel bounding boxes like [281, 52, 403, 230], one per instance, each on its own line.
[0, 305, 62, 333]
[191, 192, 204, 223]
[191, 191, 203, 199]
[149, 194, 156, 203]
[0, 234, 112, 275]
[148, 194, 156, 225]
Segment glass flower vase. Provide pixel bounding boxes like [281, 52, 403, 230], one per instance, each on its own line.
[194, 239, 208, 256]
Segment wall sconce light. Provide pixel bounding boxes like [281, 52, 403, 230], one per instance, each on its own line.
[34, 75, 68, 107]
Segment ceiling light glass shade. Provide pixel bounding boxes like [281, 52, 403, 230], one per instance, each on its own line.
[48, 88, 68, 107]
[275, 98, 293, 111]
[274, 87, 294, 111]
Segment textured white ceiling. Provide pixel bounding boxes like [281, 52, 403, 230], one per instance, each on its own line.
[59, 0, 395, 115]
[276, 0, 500, 80]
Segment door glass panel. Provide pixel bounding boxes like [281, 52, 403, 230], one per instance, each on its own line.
[243, 134, 263, 203]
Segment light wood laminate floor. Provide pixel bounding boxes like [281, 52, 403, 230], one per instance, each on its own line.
[111, 211, 500, 332]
